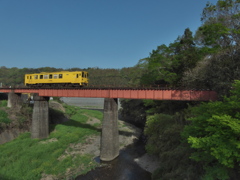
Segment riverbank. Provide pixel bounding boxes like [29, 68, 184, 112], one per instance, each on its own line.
[134, 153, 160, 173]
[55, 99, 160, 179]
[59, 98, 160, 178]
[0, 100, 159, 179]
[0, 102, 103, 180]
[49, 100, 161, 179]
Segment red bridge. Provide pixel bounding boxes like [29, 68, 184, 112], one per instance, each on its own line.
[0, 88, 217, 101]
[0, 87, 218, 161]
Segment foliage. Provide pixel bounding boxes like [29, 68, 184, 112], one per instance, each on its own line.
[139, 28, 202, 87]
[200, 0, 240, 48]
[0, 101, 33, 131]
[139, 44, 179, 86]
[182, 80, 240, 179]
[0, 100, 7, 107]
[87, 67, 143, 87]
[0, 109, 11, 124]
[119, 99, 147, 128]
[181, 0, 240, 95]
[120, 99, 192, 130]
[0, 105, 102, 180]
[144, 113, 203, 180]
[122, 1, 240, 179]
[145, 114, 180, 154]
[134, 0, 240, 93]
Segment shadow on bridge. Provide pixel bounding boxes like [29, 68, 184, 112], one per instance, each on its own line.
[49, 119, 101, 134]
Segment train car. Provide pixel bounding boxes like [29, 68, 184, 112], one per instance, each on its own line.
[24, 71, 88, 87]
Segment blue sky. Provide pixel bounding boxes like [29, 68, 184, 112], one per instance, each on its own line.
[0, 0, 218, 69]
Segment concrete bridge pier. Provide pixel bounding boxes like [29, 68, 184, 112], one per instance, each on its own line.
[100, 98, 119, 161]
[31, 94, 50, 139]
[7, 92, 22, 109]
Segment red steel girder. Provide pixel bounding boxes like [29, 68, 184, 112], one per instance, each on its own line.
[0, 88, 218, 101]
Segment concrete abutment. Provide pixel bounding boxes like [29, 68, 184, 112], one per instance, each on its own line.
[7, 92, 22, 109]
[31, 94, 50, 139]
[100, 98, 119, 161]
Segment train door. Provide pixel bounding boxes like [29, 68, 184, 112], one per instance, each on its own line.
[29, 75, 32, 84]
[72, 73, 78, 84]
[81, 71, 88, 85]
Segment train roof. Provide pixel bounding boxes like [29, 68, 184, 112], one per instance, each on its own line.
[25, 71, 88, 75]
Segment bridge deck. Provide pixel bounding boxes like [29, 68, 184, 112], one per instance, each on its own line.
[0, 88, 217, 101]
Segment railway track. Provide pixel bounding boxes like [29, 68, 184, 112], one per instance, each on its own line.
[0, 86, 213, 91]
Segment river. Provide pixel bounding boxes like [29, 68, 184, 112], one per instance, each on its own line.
[60, 97, 154, 180]
[76, 141, 152, 180]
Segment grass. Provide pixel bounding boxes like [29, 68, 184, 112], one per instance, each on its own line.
[0, 109, 11, 124]
[0, 100, 11, 124]
[0, 103, 103, 180]
[0, 100, 7, 107]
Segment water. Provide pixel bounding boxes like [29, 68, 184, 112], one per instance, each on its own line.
[76, 141, 152, 180]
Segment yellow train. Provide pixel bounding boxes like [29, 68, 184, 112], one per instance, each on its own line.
[24, 71, 88, 87]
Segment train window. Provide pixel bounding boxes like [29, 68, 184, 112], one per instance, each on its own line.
[53, 74, 58, 79]
[49, 74, 52, 79]
[40, 75, 43, 79]
[34, 75, 38, 79]
[44, 75, 48, 79]
[27, 76, 29, 79]
[82, 72, 84, 77]
[76, 74, 79, 78]
[30, 76, 32, 79]
[59, 74, 63, 78]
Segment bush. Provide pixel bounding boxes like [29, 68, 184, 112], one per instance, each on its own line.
[145, 113, 202, 179]
[182, 80, 240, 179]
[0, 109, 11, 124]
[0, 100, 7, 107]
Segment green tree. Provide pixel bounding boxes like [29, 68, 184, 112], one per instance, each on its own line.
[144, 112, 203, 180]
[182, 0, 240, 94]
[139, 28, 201, 87]
[175, 28, 201, 71]
[182, 80, 240, 179]
[200, 0, 240, 48]
[139, 44, 179, 86]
